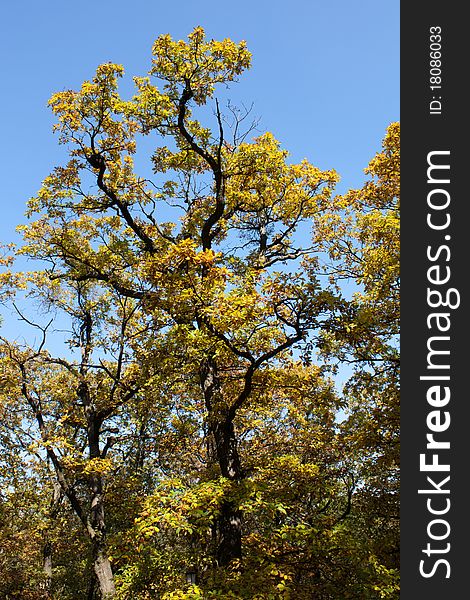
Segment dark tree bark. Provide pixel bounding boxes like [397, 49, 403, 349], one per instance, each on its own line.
[209, 418, 244, 566]
[201, 358, 244, 566]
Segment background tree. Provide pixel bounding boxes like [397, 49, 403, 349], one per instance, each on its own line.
[0, 274, 166, 598]
[314, 122, 400, 596]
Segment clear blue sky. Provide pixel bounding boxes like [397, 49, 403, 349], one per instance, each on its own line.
[0, 0, 398, 238]
[0, 0, 398, 341]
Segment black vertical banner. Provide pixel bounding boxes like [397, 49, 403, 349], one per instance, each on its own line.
[401, 3, 468, 598]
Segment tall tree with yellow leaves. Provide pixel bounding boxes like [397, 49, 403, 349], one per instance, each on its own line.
[19, 27, 338, 569]
[0, 28, 400, 599]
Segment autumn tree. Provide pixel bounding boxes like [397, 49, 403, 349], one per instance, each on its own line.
[0, 28, 400, 599]
[0, 274, 167, 598]
[314, 122, 400, 593]
[18, 26, 339, 572]
[116, 364, 366, 598]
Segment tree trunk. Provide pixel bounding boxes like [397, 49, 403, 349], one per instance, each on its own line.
[43, 540, 53, 597]
[217, 501, 242, 567]
[201, 358, 244, 566]
[93, 543, 116, 599]
[42, 480, 62, 598]
[88, 474, 116, 598]
[211, 418, 243, 566]
[87, 414, 116, 599]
